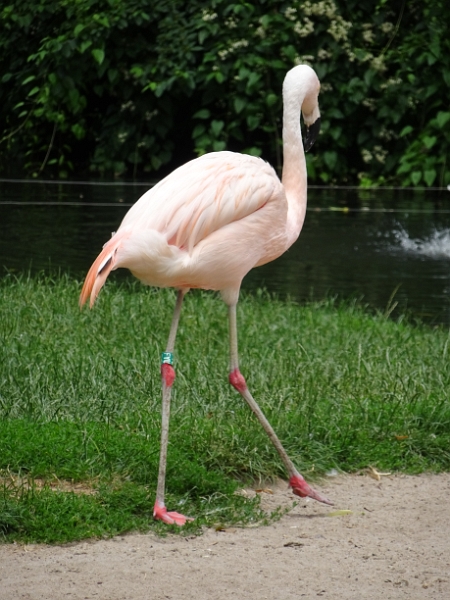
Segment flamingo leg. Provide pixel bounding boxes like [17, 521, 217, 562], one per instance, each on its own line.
[227, 303, 333, 506]
[153, 289, 194, 525]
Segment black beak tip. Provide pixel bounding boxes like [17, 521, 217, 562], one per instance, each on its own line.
[304, 118, 321, 152]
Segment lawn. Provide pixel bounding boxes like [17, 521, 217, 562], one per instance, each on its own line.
[1, 274, 449, 542]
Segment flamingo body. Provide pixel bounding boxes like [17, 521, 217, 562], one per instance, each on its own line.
[80, 152, 290, 306]
[80, 65, 332, 525]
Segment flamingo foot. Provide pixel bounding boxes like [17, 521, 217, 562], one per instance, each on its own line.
[289, 474, 334, 506]
[153, 500, 194, 526]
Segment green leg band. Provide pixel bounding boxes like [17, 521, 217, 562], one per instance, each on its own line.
[161, 352, 174, 365]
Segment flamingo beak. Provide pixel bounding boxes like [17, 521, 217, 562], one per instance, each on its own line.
[304, 117, 321, 152]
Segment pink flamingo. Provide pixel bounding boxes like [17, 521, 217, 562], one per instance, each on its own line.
[80, 65, 333, 525]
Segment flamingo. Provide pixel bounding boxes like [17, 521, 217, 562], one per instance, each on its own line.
[80, 64, 333, 525]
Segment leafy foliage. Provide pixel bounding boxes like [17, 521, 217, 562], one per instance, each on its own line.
[0, 0, 449, 186]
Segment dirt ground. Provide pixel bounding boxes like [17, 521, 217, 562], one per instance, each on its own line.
[1, 472, 449, 600]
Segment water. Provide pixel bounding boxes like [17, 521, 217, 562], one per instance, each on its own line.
[1, 181, 450, 325]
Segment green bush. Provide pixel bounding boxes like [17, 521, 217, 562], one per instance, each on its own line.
[1, 0, 449, 186]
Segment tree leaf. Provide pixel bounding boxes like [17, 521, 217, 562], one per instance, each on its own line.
[234, 97, 246, 114]
[265, 93, 278, 108]
[22, 75, 36, 86]
[243, 146, 262, 157]
[423, 136, 437, 150]
[79, 41, 92, 53]
[246, 115, 260, 131]
[193, 109, 210, 119]
[210, 120, 224, 137]
[91, 49, 105, 66]
[399, 125, 413, 137]
[328, 108, 344, 119]
[443, 70, 450, 88]
[213, 140, 226, 151]
[423, 169, 436, 187]
[192, 124, 206, 139]
[411, 171, 422, 185]
[323, 151, 338, 170]
[436, 112, 450, 128]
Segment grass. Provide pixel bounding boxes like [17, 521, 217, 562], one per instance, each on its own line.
[1, 273, 450, 543]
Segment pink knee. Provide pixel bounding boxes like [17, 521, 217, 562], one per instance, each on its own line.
[161, 363, 175, 387]
[229, 368, 247, 393]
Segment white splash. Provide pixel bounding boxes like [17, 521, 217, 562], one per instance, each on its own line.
[392, 226, 450, 259]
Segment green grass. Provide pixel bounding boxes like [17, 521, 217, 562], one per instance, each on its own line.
[1, 273, 450, 543]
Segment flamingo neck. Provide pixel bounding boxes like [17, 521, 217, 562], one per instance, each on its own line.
[281, 96, 308, 249]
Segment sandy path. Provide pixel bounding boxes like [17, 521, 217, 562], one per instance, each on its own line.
[1, 473, 449, 599]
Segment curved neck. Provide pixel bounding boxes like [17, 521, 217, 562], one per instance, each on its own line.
[281, 96, 308, 248]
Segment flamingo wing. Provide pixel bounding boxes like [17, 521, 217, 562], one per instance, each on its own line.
[119, 152, 283, 253]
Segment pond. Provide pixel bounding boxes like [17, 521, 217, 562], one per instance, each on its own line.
[1, 180, 450, 325]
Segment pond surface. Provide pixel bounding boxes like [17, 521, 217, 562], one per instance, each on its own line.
[1, 180, 450, 325]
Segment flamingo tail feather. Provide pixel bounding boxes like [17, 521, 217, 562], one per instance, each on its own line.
[79, 236, 123, 308]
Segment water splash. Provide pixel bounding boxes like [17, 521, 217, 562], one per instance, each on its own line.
[391, 226, 450, 259]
